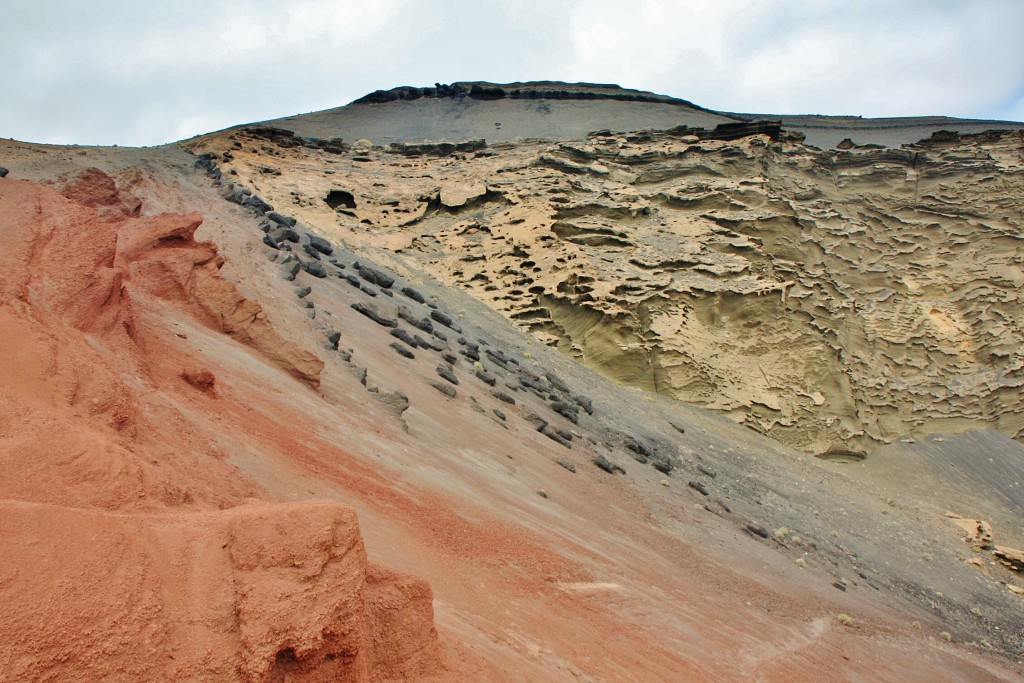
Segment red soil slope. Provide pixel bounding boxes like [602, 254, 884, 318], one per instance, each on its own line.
[0, 174, 442, 681]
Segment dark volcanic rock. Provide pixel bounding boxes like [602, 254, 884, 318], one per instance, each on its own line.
[651, 458, 674, 475]
[390, 327, 419, 347]
[623, 435, 654, 459]
[484, 348, 513, 370]
[357, 264, 395, 289]
[542, 427, 572, 448]
[413, 334, 442, 352]
[351, 302, 397, 327]
[556, 459, 577, 473]
[397, 306, 433, 333]
[551, 401, 579, 424]
[430, 309, 460, 332]
[573, 395, 594, 415]
[280, 260, 300, 281]
[389, 341, 415, 359]
[688, 481, 709, 496]
[430, 381, 457, 398]
[435, 366, 459, 385]
[469, 84, 506, 100]
[492, 391, 516, 405]
[301, 260, 327, 278]
[698, 119, 784, 142]
[244, 126, 303, 147]
[270, 227, 300, 243]
[544, 372, 570, 394]
[593, 454, 625, 475]
[400, 286, 426, 303]
[387, 140, 488, 157]
[524, 413, 548, 432]
[743, 524, 770, 539]
[241, 194, 273, 214]
[267, 211, 297, 227]
[306, 233, 334, 255]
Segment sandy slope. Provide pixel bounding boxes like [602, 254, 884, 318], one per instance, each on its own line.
[257, 81, 1024, 149]
[198, 122, 1024, 457]
[1, 128, 1023, 681]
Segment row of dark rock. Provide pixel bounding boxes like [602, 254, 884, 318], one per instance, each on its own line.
[241, 126, 347, 155]
[352, 82, 705, 109]
[294, 239, 682, 480]
[195, 152, 276, 216]
[193, 151, 688, 481]
[195, 151, 347, 285]
[334, 266, 612, 451]
[386, 140, 487, 158]
[586, 120, 804, 145]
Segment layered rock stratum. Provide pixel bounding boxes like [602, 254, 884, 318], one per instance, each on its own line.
[2, 82, 1024, 681]
[205, 85, 1024, 456]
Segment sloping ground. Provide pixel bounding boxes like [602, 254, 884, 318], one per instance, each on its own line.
[257, 82, 737, 147]
[195, 121, 1024, 457]
[1, 500, 438, 681]
[2, 132, 1024, 680]
[729, 113, 1024, 149]
[251, 81, 1024, 149]
[0, 173, 442, 681]
[865, 429, 1024, 544]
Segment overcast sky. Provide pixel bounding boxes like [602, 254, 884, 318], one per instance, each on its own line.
[3, 0, 1024, 147]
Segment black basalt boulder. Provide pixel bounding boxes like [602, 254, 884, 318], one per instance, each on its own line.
[351, 302, 397, 327]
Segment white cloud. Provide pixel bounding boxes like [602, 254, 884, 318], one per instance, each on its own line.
[1, 0, 1022, 145]
[564, 0, 1024, 118]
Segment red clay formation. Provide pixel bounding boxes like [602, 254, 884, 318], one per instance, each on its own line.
[0, 175, 439, 681]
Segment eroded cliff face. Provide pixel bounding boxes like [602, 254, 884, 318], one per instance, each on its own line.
[0, 173, 441, 681]
[203, 126, 1024, 455]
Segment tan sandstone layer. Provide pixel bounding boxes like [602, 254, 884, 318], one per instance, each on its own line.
[195, 124, 1024, 456]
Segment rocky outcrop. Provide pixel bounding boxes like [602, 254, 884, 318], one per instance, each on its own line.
[1, 172, 323, 388]
[946, 513, 995, 550]
[352, 81, 713, 111]
[241, 125, 347, 155]
[995, 547, 1024, 573]
[210, 121, 1024, 454]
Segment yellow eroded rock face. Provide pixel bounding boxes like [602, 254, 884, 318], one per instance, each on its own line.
[196, 127, 1024, 454]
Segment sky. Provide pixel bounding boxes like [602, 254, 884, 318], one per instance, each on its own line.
[3, 0, 1024, 147]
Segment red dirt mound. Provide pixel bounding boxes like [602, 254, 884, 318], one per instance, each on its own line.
[56, 166, 142, 219]
[0, 173, 443, 681]
[0, 499, 440, 681]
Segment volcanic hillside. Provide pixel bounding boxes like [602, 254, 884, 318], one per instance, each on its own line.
[209, 82, 1024, 457]
[1, 82, 1024, 681]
